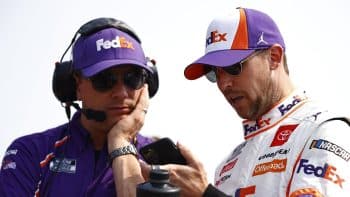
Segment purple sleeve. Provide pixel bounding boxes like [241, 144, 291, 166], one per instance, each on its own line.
[135, 134, 154, 151]
[0, 139, 41, 196]
[135, 134, 154, 161]
[86, 134, 154, 196]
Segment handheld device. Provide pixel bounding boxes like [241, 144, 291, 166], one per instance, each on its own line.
[140, 138, 187, 165]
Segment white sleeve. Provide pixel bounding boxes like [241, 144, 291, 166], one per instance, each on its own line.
[289, 119, 350, 197]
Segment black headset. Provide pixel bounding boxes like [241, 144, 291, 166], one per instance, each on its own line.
[52, 17, 159, 105]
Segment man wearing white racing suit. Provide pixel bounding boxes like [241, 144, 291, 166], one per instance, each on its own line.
[139, 7, 350, 197]
[214, 90, 350, 196]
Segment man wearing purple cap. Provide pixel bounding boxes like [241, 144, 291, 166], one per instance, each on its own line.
[141, 7, 350, 196]
[0, 17, 159, 196]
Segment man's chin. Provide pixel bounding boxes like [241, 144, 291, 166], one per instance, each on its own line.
[105, 115, 127, 126]
[232, 105, 251, 120]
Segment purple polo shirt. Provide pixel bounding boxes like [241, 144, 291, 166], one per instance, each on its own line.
[0, 112, 153, 196]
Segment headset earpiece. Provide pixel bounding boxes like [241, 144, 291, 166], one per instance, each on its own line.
[146, 58, 159, 98]
[52, 61, 77, 103]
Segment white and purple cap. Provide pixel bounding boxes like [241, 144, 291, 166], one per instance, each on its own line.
[72, 27, 151, 77]
[184, 7, 285, 80]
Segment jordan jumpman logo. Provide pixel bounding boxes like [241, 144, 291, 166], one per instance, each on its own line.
[257, 32, 268, 45]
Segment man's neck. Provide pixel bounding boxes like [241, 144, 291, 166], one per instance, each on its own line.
[80, 115, 108, 150]
[255, 79, 295, 120]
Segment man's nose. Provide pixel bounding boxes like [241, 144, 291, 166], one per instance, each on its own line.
[216, 68, 235, 90]
[110, 77, 128, 98]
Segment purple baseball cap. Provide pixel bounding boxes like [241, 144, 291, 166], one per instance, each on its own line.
[72, 27, 151, 77]
[184, 7, 285, 80]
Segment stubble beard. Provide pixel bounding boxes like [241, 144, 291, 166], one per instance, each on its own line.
[246, 77, 278, 120]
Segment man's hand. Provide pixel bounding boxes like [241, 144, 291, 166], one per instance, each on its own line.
[108, 84, 149, 148]
[140, 142, 209, 197]
[108, 84, 149, 197]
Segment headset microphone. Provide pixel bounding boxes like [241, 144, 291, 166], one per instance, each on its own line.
[81, 108, 107, 122]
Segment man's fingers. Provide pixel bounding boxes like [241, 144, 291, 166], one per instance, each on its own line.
[138, 84, 149, 110]
[132, 84, 149, 115]
[139, 159, 151, 181]
[177, 142, 203, 170]
[139, 161, 175, 181]
[177, 142, 194, 164]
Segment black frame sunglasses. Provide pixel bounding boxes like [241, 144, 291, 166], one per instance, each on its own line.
[87, 67, 148, 92]
[205, 49, 266, 82]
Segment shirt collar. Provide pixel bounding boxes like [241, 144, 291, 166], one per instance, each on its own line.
[242, 90, 308, 140]
[68, 111, 94, 153]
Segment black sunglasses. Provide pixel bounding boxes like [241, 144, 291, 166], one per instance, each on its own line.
[88, 67, 147, 92]
[206, 49, 266, 82]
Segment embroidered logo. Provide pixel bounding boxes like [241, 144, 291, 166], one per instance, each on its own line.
[252, 159, 287, 176]
[257, 32, 268, 45]
[219, 159, 238, 176]
[297, 159, 345, 188]
[49, 158, 77, 173]
[206, 30, 227, 46]
[96, 36, 134, 51]
[310, 139, 350, 161]
[270, 124, 298, 147]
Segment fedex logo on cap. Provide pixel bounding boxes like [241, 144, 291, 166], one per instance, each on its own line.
[96, 36, 134, 51]
[206, 30, 227, 46]
[204, 11, 243, 54]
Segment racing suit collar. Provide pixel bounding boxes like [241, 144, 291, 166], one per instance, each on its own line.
[242, 90, 308, 140]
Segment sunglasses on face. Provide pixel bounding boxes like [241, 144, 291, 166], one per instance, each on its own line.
[205, 49, 266, 82]
[88, 67, 147, 92]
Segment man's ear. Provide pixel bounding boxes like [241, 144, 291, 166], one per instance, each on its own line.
[269, 44, 283, 70]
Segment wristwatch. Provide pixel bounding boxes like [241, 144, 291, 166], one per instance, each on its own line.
[109, 144, 138, 162]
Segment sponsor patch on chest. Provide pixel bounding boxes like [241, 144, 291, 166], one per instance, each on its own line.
[49, 158, 76, 173]
[252, 158, 287, 176]
[219, 159, 238, 176]
[270, 124, 298, 147]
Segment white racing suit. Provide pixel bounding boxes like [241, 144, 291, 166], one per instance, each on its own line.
[214, 91, 350, 196]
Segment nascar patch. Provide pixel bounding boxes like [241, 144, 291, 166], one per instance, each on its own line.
[310, 139, 350, 161]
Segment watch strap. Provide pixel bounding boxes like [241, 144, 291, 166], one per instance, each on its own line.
[109, 144, 137, 162]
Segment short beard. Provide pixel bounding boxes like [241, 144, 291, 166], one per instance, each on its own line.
[246, 97, 263, 120]
[246, 77, 279, 120]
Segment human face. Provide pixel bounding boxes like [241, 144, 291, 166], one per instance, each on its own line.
[76, 65, 147, 129]
[215, 50, 276, 120]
